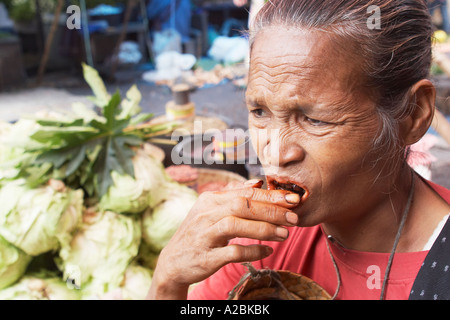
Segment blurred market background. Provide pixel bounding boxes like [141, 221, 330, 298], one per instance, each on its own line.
[0, 0, 448, 300]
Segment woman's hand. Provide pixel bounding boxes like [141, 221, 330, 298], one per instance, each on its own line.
[147, 179, 301, 300]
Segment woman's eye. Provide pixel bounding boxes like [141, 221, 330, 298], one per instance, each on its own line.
[305, 117, 327, 126]
[250, 109, 265, 117]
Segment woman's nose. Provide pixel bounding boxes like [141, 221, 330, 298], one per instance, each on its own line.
[263, 138, 305, 168]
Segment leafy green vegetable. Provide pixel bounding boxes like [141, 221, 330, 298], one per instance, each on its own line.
[119, 264, 152, 300]
[0, 235, 32, 290]
[1, 63, 174, 198]
[57, 209, 141, 299]
[0, 180, 84, 256]
[0, 64, 189, 299]
[0, 272, 81, 300]
[99, 149, 170, 214]
[99, 171, 150, 215]
[83, 63, 111, 108]
[88, 264, 153, 300]
[142, 182, 198, 252]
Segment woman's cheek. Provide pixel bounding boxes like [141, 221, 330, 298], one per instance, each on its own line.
[249, 127, 269, 163]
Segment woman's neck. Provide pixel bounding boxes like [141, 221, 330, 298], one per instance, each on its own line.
[323, 169, 450, 253]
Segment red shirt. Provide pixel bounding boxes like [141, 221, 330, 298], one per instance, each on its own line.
[188, 181, 450, 300]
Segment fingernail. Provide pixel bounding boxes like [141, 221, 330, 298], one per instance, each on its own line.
[286, 212, 298, 225]
[276, 227, 289, 239]
[244, 179, 263, 186]
[285, 193, 300, 204]
[264, 246, 273, 256]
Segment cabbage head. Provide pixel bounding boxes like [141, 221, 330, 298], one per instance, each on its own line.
[120, 264, 152, 300]
[93, 264, 152, 300]
[99, 149, 169, 214]
[142, 182, 198, 252]
[58, 209, 141, 299]
[0, 235, 32, 290]
[0, 273, 81, 300]
[98, 171, 151, 214]
[0, 180, 84, 256]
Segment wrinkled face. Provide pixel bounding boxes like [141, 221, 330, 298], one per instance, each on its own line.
[247, 26, 393, 226]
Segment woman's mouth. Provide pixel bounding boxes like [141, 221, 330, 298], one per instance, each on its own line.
[267, 177, 309, 202]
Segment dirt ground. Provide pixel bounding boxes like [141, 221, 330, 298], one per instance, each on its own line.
[0, 69, 449, 189]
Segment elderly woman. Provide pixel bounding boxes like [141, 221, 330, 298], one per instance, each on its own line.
[147, 0, 450, 300]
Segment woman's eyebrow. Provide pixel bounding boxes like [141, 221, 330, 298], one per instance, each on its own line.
[245, 98, 265, 108]
[246, 96, 313, 112]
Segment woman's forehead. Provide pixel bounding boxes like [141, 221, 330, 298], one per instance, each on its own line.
[250, 28, 367, 100]
[251, 27, 325, 64]
[250, 26, 361, 76]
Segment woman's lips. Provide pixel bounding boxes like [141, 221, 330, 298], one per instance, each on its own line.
[266, 176, 309, 203]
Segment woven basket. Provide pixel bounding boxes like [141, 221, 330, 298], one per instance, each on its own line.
[229, 264, 332, 300]
[196, 168, 247, 185]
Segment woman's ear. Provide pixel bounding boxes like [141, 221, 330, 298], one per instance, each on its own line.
[400, 79, 436, 145]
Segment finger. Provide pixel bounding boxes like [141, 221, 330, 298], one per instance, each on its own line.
[226, 198, 298, 226]
[216, 187, 301, 208]
[221, 181, 246, 191]
[248, 200, 299, 226]
[221, 179, 263, 191]
[211, 216, 289, 245]
[220, 244, 273, 264]
[247, 188, 301, 206]
[203, 195, 298, 226]
[243, 179, 264, 188]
